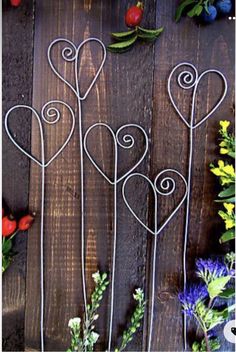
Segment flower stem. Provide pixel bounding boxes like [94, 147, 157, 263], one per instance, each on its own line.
[203, 331, 211, 352]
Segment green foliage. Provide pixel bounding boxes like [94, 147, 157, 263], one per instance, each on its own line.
[192, 337, 221, 351]
[207, 276, 231, 299]
[67, 271, 109, 352]
[114, 288, 146, 352]
[184, 120, 235, 352]
[175, 0, 212, 22]
[210, 120, 235, 243]
[68, 274, 145, 352]
[219, 288, 235, 299]
[108, 27, 163, 53]
[196, 301, 227, 331]
[2, 237, 14, 273]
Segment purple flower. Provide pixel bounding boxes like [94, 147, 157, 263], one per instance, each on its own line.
[195, 258, 229, 284]
[178, 284, 208, 317]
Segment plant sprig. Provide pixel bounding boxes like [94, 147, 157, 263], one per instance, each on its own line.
[67, 271, 109, 352]
[210, 120, 235, 243]
[108, 27, 164, 53]
[179, 119, 235, 352]
[115, 288, 146, 352]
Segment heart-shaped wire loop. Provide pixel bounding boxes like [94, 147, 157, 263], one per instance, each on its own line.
[122, 169, 187, 236]
[122, 169, 187, 351]
[83, 122, 149, 184]
[168, 62, 228, 129]
[5, 100, 75, 168]
[48, 37, 106, 100]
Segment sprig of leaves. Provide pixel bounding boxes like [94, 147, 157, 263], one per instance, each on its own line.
[210, 120, 235, 243]
[2, 231, 18, 273]
[115, 288, 146, 352]
[175, 0, 215, 22]
[108, 26, 164, 53]
[67, 271, 109, 352]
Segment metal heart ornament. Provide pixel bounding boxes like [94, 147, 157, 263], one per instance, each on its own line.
[47, 37, 106, 100]
[168, 62, 228, 129]
[5, 100, 75, 168]
[83, 122, 149, 185]
[122, 169, 188, 236]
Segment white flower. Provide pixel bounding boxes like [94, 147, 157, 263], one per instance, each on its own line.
[133, 288, 144, 301]
[90, 331, 99, 343]
[92, 271, 100, 284]
[68, 317, 81, 329]
[93, 314, 99, 321]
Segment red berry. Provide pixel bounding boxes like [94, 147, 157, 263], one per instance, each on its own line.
[125, 2, 144, 28]
[2, 216, 17, 237]
[18, 214, 35, 231]
[10, 0, 21, 7]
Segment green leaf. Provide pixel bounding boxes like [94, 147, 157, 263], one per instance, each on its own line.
[137, 27, 164, 41]
[2, 239, 12, 255]
[2, 255, 11, 273]
[227, 303, 236, 312]
[187, 4, 203, 17]
[215, 196, 235, 203]
[175, 0, 196, 22]
[111, 30, 136, 40]
[228, 151, 235, 159]
[219, 288, 235, 299]
[137, 27, 164, 36]
[215, 304, 236, 320]
[218, 185, 235, 198]
[219, 229, 235, 243]
[107, 36, 138, 53]
[208, 276, 231, 299]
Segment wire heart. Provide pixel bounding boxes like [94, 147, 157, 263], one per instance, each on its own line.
[122, 169, 188, 236]
[168, 62, 228, 129]
[83, 122, 149, 185]
[5, 100, 75, 168]
[47, 37, 106, 101]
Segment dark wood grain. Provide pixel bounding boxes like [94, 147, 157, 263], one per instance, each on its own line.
[2, 0, 235, 351]
[2, 0, 35, 350]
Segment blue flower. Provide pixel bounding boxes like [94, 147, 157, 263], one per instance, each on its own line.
[195, 258, 229, 284]
[178, 284, 208, 317]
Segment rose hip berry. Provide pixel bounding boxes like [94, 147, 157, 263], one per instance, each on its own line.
[125, 2, 144, 28]
[10, 0, 22, 6]
[18, 214, 35, 231]
[2, 215, 17, 237]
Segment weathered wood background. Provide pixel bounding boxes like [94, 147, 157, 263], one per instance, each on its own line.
[2, 0, 235, 351]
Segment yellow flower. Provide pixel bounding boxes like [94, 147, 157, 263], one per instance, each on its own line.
[220, 120, 230, 133]
[225, 219, 235, 230]
[211, 168, 225, 177]
[220, 148, 229, 155]
[222, 164, 235, 177]
[223, 203, 235, 215]
[219, 141, 227, 147]
[218, 160, 225, 168]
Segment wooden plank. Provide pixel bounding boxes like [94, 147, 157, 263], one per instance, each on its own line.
[2, 0, 35, 350]
[25, 1, 156, 350]
[149, 2, 235, 351]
